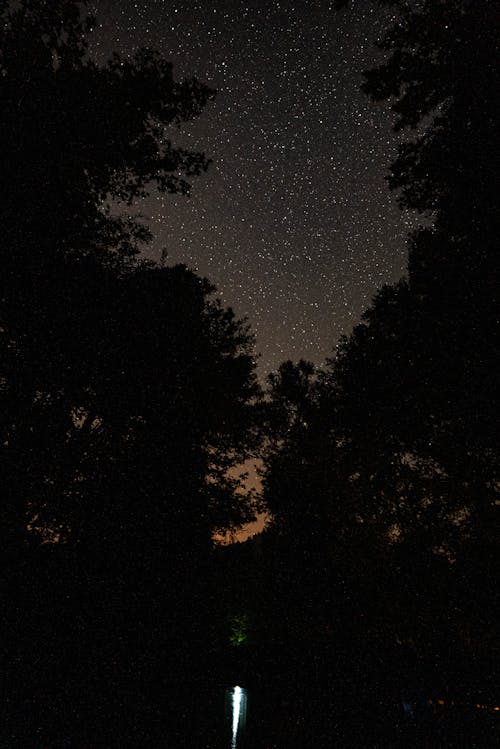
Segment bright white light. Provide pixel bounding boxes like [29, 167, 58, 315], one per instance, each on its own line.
[232, 686, 242, 748]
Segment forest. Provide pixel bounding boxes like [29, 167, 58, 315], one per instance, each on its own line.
[0, 1, 498, 746]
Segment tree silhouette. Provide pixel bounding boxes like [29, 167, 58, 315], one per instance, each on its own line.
[343, 0, 500, 550]
[0, 3, 261, 745]
[264, 0, 499, 554]
[0, 0, 260, 550]
[0, 0, 216, 548]
[0, 0, 212, 263]
[260, 3, 499, 725]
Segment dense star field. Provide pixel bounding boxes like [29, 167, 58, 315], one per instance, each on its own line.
[89, 0, 416, 375]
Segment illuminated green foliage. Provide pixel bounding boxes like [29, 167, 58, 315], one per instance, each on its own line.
[229, 614, 249, 647]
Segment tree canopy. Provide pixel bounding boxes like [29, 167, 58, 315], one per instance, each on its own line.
[0, 0, 212, 264]
[263, 0, 499, 556]
[0, 0, 261, 558]
[1, 7, 261, 742]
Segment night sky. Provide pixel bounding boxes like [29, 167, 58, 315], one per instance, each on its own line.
[89, 0, 418, 379]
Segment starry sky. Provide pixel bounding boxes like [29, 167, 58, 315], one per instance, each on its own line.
[88, 0, 417, 380]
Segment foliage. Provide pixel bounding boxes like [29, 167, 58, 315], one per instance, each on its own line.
[262, 0, 499, 563]
[0, 0, 213, 264]
[0, 0, 261, 558]
[0, 6, 261, 742]
[229, 613, 250, 647]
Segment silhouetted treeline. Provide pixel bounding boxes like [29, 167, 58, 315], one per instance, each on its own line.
[0, 2, 260, 746]
[256, 1, 499, 745]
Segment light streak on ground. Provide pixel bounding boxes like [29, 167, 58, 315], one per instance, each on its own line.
[232, 686, 242, 748]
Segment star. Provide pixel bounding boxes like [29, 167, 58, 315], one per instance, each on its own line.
[89, 0, 418, 377]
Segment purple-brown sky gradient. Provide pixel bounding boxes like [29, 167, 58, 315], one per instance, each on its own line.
[89, 0, 418, 539]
